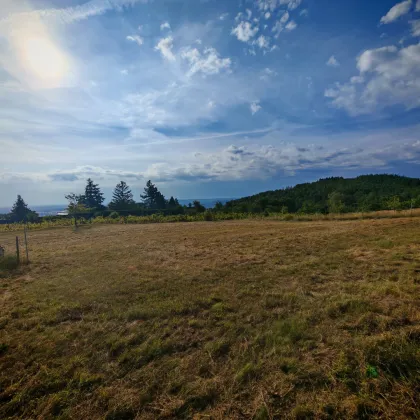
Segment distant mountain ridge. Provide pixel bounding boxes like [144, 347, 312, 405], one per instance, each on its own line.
[224, 175, 420, 214]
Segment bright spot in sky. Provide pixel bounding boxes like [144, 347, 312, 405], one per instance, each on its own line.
[21, 36, 68, 85]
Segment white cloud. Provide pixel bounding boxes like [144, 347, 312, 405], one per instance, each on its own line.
[126, 35, 143, 46]
[246, 9, 253, 20]
[160, 21, 171, 31]
[300, 9, 309, 17]
[272, 11, 289, 36]
[257, 0, 302, 13]
[231, 21, 259, 42]
[133, 131, 420, 183]
[255, 35, 270, 49]
[155, 36, 176, 61]
[260, 67, 278, 80]
[326, 43, 420, 115]
[48, 166, 144, 182]
[181, 47, 231, 76]
[0, 0, 147, 28]
[417, 0, 420, 10]
[265, 12, 271, 19]
[121, 69, 128, 75]
[380, 0, 412, 24]
[235, 12, 244, 22]
[250, 101, 262, 115]
[219, 13, 229, 20]
[280, 11, 290, 24]
[327, 55, 340, 67]
[257, 0, 279, 12]
[350, 76, 364, 84]
[357, 46, 398, 72]
[411, 20, 420, 36]
[281, 0, 302, 10]
[285, 21, 297, 31]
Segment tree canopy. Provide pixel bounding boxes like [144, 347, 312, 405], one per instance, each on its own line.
[83, 178, 105, 209]
[109, 181, 135, 211]
[141, 180, 166, 210]
[224, 175, 420, 214]
[9, 195, 38, 222]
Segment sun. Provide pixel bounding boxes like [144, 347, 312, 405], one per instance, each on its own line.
[22, 36, 68, 85]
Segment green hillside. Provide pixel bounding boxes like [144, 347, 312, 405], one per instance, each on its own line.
[224, 174, 420, 214]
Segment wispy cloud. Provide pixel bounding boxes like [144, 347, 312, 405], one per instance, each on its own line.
[160, 21, 171, 31]
[0, 0, 148, 28]
[250, 101, 262, 115]
[380, 0, 412, 25]
[155, 36, 176, 61]
[410, 20, 420, 36]
[231, 21, 259, 42]
[126, 35, 144, 46]
[325, 43, 420, 115]
[326, 55, 340, 67]
[181, 47, 231, 76]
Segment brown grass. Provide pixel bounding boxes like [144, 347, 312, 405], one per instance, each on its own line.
[0, 219, 419, 419]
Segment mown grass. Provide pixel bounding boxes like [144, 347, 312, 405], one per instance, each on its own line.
[0, 218, 419, 419]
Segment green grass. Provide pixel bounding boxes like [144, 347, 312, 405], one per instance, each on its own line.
[0, 218, 419, 418]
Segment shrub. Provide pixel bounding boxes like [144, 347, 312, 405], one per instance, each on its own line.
[0, 255, 19, 271]
[109, 211, 120, 219]
[204, 211, 213, 221]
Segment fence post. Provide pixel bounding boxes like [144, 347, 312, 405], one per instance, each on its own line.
[15, 236, 20, 265]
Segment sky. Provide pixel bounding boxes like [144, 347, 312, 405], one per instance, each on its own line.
[0, 0, 420, 206]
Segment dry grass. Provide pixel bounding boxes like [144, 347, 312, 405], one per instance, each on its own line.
[0, 219, 419, 419]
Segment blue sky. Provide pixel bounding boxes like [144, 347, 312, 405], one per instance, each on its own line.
[0, 0, 420, 206]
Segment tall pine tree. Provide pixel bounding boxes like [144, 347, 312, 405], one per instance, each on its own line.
[9, 195, 38, 222]
[109, 181, 135, 211]
[140, 180, 166, 210]
[82, 178, 105, 209]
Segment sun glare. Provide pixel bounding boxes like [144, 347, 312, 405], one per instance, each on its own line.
[22, 36, 68, 85]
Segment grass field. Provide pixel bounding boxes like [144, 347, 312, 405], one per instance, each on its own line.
[0, 219, 419, 419]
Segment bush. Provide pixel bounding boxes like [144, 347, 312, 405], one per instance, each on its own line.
[0, 255, 19, 274]
[109, 211, 120, 219]
[204, 211, 213, 221]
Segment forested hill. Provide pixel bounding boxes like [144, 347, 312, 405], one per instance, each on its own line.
[224, 175, 420, 214]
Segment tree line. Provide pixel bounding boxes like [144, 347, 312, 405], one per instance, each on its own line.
[223, 174, 420, 214]
[63, 179, 206, 217]
[2, 174, 420, 223]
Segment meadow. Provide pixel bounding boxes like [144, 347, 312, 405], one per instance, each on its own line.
[0, 218, 419, 419]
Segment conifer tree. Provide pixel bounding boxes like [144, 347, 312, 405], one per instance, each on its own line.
[109, 181, 135, 210]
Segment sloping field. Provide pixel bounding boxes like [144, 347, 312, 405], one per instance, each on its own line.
[0, 219, 419, 419]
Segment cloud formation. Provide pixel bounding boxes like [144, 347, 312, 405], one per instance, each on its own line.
[181, 47, 231, 76]
[126, 35, 143, 46]
[327, 55, 340, 67]
[231, 21, 259, 42]
[325, 43, 420, 114]
[0, 0, 147, 28]
[160, 22, 171, 31]
[411, 20, 420, 36]
[155, 36, 176, 61]
[380, 0, 412, 25]
[250, 101, 262, 115]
